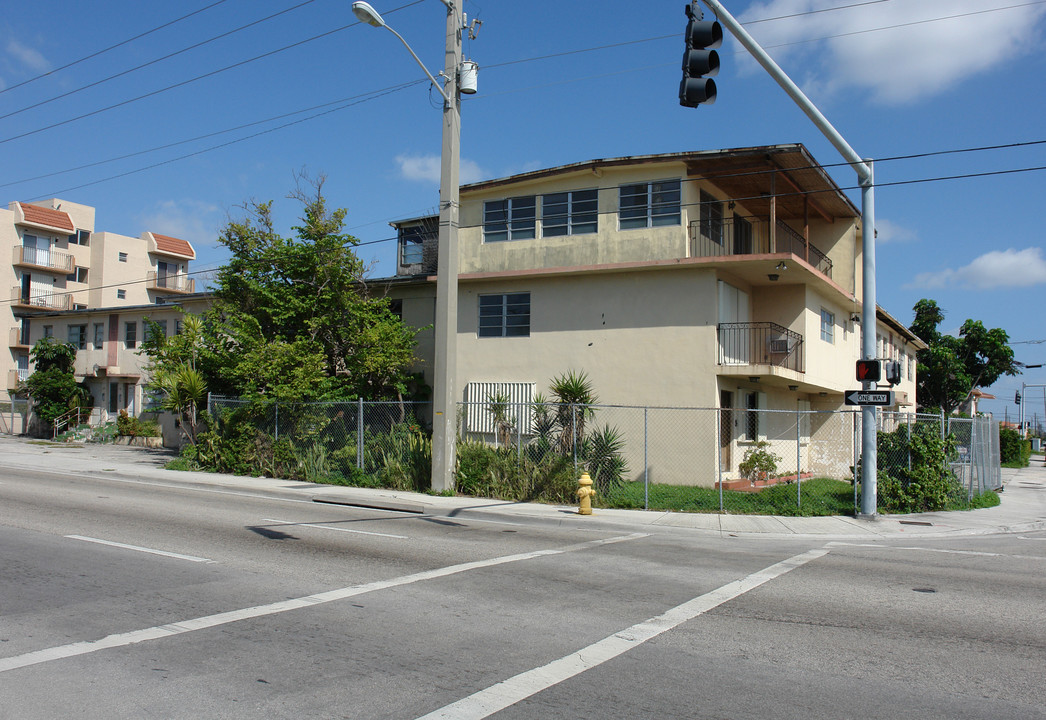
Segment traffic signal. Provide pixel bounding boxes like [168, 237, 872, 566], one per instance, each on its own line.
[856, 359, 881, 383]
[1015, 391, 1022, 405]
[883, 361, 901, 386]
[679, 4, 722, 108]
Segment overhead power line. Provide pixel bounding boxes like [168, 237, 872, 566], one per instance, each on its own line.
[0, 0, 426, 147]
[0, 0, 320, 122]
[0, 0, 232, 96]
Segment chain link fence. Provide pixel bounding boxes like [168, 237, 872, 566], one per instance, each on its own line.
[0, 400, 29, 435]
[203, 396, 1001, 514]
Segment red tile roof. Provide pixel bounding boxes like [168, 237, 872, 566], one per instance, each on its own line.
[17, 202, 75, 233]
[151, 233, 196, 259]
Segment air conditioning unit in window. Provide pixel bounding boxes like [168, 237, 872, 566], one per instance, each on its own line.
[768, 337, 791, 354]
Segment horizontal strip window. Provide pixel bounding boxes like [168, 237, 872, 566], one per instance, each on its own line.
[542, 189, 598, 237]
[620, 179, 681, 230]
[479, 293, 530, 338]
[484, 196, 536, 242]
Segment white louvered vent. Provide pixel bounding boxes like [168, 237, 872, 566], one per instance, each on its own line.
[464, 382, 535, 434]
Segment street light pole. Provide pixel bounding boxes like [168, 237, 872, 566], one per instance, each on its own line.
[431, 1, 462, 492]
[351, 0, 462, 492]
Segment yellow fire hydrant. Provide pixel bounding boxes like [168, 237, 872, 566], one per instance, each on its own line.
[576, 472, 596, 515]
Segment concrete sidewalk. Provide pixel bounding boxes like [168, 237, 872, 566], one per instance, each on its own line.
[2, 435, 1044, 538]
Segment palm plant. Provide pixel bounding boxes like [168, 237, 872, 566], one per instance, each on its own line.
[549, 370, 597, 457]
[486, 391, 515, 448]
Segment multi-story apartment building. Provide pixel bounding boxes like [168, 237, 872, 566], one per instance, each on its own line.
[385, 144, 926, 484]
[3, 199, 196, 404]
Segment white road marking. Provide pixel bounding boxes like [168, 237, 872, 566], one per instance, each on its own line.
[415, 546, 830, 720]
[262, 518, 408, 540]
[64, 535, 215, 564]
[827, 541, 1046, 561]
[0, 532, 648, 675]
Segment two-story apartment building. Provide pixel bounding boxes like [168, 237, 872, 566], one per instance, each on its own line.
[3, 199, 197, 403]
[385, 144, 926, 484]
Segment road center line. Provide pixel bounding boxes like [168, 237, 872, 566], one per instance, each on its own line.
[0, 532, 648, 675]
[64, 535, 215, 564]
[416, 546, 830, 720]
[262, 518, 408, 540]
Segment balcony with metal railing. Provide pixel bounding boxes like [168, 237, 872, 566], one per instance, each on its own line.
[688, 216, 833, 279]
[9, 326, 31, 349]
[717, 321, 804, 373]
[10, 286, 74, 311]
[8, 368, 29, 389]
[12, 245, 75, 274]
[146, 271, 196, 294]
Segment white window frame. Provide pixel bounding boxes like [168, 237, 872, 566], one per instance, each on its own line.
[478, 292, 531, 338]
[820, 308, 835, 344]
[118, 251, 128, 262]
[93, 323, 105, 349]
[541, 188, 598, 237]
[484, 196, 536, 242]
[619, 179, 681, 230]
[67, 324, 87, 350]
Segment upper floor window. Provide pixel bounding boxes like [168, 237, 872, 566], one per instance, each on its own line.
[542, 189, 598, 237]
[118, 252, 128, 262]
[125, 321, 137, 349]
[67, 324, 87, 350]
[68, 229, 91, 246]
[66, 267, 88, 283]
[93, 323, 105, 349]
[619, 179, 681, 229]
[820, 308, 835, 343]
[398, 225, 427, 266]
[43, 325, 53, 338]
[699, 190, 724, 244]
[117, 289, 126, 299]
[479, 293, 530, 337]
[484, 196, 536, 242]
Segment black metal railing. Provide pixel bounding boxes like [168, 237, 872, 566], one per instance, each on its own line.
[717, 321, 804, 373]
[688, 217, 832, 279]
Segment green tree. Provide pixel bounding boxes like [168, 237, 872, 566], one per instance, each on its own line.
[25, 337, 93, 430]
[202, 177, 419, 402]
[141, 314, 207, 444]
[909, 299, 1019, 414]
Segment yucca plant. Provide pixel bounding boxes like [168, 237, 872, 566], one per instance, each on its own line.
[486, 391, 515, 448]
[549, 370, 597, 457]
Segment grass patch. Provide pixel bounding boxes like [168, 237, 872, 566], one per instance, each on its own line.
[164, 457, 195, 472]
[958, 490, 1000, 509]
[602, 478, 856, 516]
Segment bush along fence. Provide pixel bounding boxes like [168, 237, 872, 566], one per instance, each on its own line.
[203, 396, 1001, 516]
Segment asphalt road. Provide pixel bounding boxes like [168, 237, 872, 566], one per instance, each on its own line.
[1, 465, 1044, 719]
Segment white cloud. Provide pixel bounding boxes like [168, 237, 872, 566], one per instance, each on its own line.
[875, 218, 917, 244]
[739, 0, 1046, 104]
[909, 247, 1046, 290]
[137, 199, 222, 249]
[396, 154, 486, 185]
[6, 39, 49, 73]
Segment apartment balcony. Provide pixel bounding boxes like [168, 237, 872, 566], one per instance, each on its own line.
[688, 217, 833, 279]
[717, 322, 805, 374]
[10, 286, 73, 311]
[12, 245, 75, 274]
[8, 368, 29, 390]
[9, 327, 31, 349]
[147, 271, 195, 294]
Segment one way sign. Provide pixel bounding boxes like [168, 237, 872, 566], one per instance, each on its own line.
[845, 390, 894, 406]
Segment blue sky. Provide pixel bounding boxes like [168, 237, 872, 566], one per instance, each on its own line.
[2, 0, 1045, 420]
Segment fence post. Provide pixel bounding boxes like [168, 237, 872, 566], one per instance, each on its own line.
[571, 404, 578, 476]
[274, 401, 279, 442]
[357, 397, 364, 470]
[796, 406, 802, 510]
[643, 407, 649, 511]
[717, 407, 724, 513]
[853, 411, 859, 513]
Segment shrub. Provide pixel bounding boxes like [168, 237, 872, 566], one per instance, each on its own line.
[738, 441, 780, 483]
[1000, 427, 1030, 467]
[873, 424, 965, 513]
[117, 410, 160, 437]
